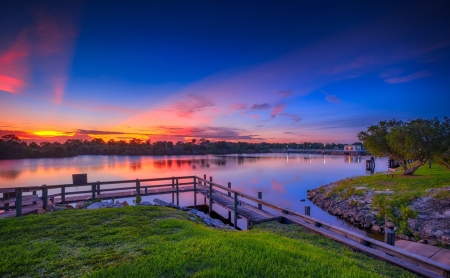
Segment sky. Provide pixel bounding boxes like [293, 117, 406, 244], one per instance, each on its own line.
[1, 0, 449, 144]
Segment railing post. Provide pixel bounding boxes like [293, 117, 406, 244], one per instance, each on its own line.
[203, 174, 207, 204]
[209, 176, 213, 214]
[32, 190, 37, 205]
[15, 188, 22, 217]
[61, 187, 65, 204]
[176, 178, 179, 206]
[228, 182, 231, 220]
[258, 192, 262, 210]
[386, 229, 395, 246]
[42, 185, 48, 209]
[234, 192, 238, 228]
[4, 193, 10, 211]
[97, 183, 101, 195]
[91, 184, 96, 200]
[193, 177, 197, 208]
[305, 206, 310, 216]
[136, 179, 140, 195]
[172, 177, 175, 203]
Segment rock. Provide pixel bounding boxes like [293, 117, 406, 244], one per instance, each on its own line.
[137, 201, 153, 206]
[355, 186, 368, 191]
[385, 221, 395, 229]
[179, 206, 189, 211]
[196, 211, 208, 220]
[87, 202, 108, 210]
[418, 239, 428, 244]
[75, 201, 85, 209]
[371, 225, 381, 233]
[190, 209, 199, 214]
[374, 191, 394, 195]
[363, 222, 372, 229]
[122, 201, 129, 207]
[37, 208, 46, 214]
[364, 214, 375, 225]
[65, 205, 74, 210]
[396, 234, 409, 240]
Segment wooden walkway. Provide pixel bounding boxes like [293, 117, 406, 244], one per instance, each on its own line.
[196, 187, 280, 224]
[0, 202, 42, 219]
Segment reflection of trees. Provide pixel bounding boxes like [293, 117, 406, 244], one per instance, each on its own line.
[1, 134, 347, 160]
[0, 170, 21, 180]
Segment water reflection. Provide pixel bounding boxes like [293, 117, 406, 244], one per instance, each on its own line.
[0, 154, 386, 236]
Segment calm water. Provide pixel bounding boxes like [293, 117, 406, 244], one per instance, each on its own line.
[0, 154, 387, 233]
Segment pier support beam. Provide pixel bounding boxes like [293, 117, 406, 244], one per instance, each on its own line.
[258, 192, 262, 210]
[228, 182, 231, 220]
[42, 185, 48, 209]
[305, 206, 310, 216]
[209, 176, 213, 214]
[234, 192, 238, 228]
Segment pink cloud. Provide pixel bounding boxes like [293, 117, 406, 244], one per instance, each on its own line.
[270, 179, 286, 193]
[0, 31, 29, 94]
[250, 114, 259, 119]
[229, 103, 247, 110]
[270, 104, 286, 118]
[170, 94, 215, 118]
[384, 70, 433, 84]
[323, 91, 341, 103]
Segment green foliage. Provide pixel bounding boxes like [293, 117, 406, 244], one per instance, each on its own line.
[358, 117, 449, 175]
[0, 207, 413, 277]
[132, 194, 142, 204]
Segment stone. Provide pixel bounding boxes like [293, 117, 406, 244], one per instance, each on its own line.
[196, 211, 208, 220]
[122, 201, 129, 207]
[396, 234, 409, 240]
[65, 205, 74, 210]
[385, 221, 396, 229]
[371, 225, 381, 233]
[419, 239, 428, 244]
[355, 186, 368, 191]
[37, 208, 46, 214]
[87, 202, 108, 210]
[75, 201, 85, 209]
[137, 201, 152, 206]
[365, 214, 375, 225]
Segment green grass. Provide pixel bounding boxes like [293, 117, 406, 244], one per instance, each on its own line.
[0, 206, 414, 277]
[328, 164, 450, 234]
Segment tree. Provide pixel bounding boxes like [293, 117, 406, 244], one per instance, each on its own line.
[358, 118, 446, 175]
[434, 117, 450, 169]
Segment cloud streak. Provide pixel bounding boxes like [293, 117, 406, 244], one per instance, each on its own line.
[384, 70, 433, 84]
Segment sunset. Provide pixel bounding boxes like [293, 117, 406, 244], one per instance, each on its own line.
[1, 1, 450, 277]
[1, 1, 449, 144]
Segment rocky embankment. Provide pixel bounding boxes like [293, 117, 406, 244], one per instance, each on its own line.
[307, 182, 450, 245]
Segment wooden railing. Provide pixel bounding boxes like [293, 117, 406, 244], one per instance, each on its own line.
[1, 175, 449, 277]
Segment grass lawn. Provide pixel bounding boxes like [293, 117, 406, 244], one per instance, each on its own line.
[0, 206, 415, 277]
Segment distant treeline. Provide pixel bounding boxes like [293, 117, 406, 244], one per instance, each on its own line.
[0, 134, 347, 159]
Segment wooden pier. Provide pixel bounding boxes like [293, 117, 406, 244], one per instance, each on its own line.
[1, 175, 449, 277]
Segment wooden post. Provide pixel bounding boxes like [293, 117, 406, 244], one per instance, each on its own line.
[258, 192, 262, 210]
[4, 193, 10, 211]
[203, 174, 207, 204]
[305, 206, 310, 216]
[145, 187, 148, 194]
[15, 188, 22, 217]
[176, 178, 179, 206]
[42, 185, 48, 209]
[228, 182, 231, 220]
[136, 179, 140, 195]
[172, 177, 174, 203]
[61, 187, 65, 204]
[193, 177, 197, 209]
[234, 192, 238, 228]
[209, 176, 213, 214]
[97, 183, 101, 195]
[386, 229, 395, 246]
[91, 184, 96, 200]
[32, 190, 37, 205]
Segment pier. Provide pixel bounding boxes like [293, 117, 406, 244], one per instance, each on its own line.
[1, 175, 449, 277]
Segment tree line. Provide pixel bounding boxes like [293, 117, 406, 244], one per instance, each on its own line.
[0, 135, 347, 160]
[358, 117, 450, 175]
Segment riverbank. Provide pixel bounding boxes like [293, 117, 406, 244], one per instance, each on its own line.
[307, 164, 450, 246]
[0, 206, 414, 277]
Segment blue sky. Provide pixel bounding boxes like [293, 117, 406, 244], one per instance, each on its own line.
[0, 0, 449, 143]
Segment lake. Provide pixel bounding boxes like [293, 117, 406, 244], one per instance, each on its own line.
[0, 154, 387, 234]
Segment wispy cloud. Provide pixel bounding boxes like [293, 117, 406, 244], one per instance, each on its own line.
[384, 70, 433, 84]
[275, 90, 292, 97]
[76, 129, 128, 135]
[251, 103, 271, 110]
[0, 31, 29, 94]
[270, 104, 286, 118]
[171, 94, 215, 118]
[229, 103, 247, 110]
[284, 131, 296, 134]
[323, 91, 341, 103]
